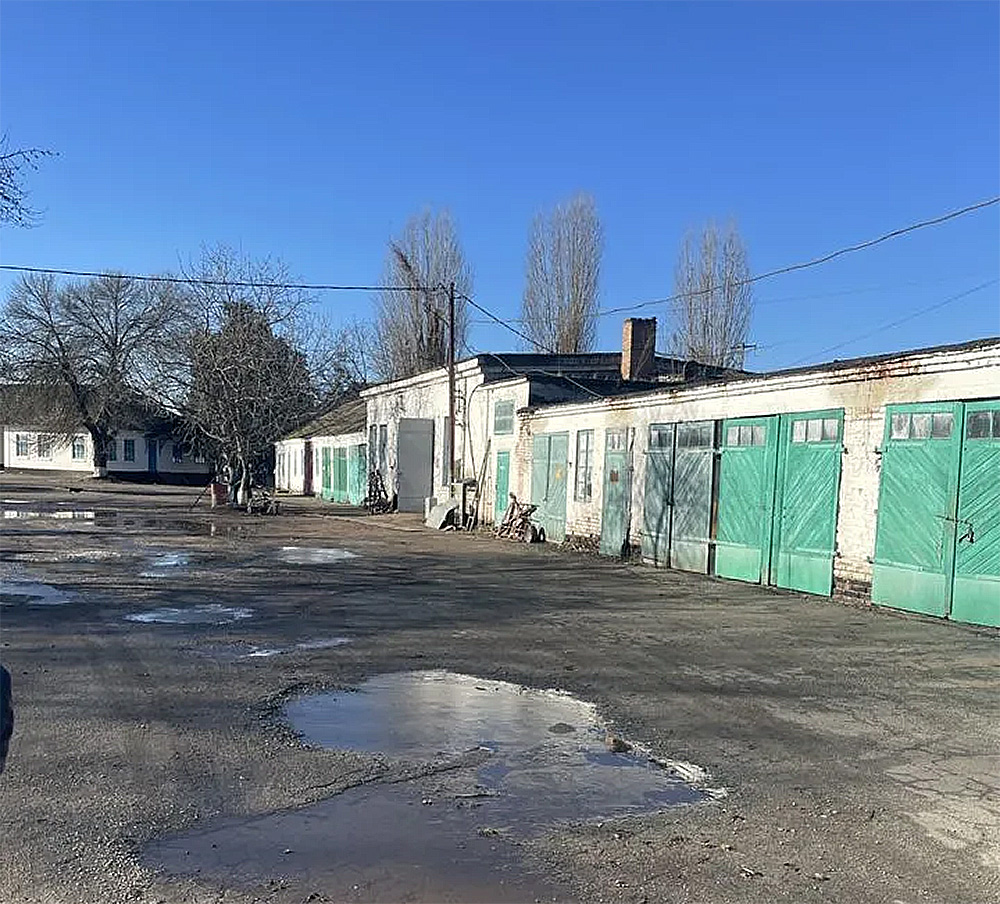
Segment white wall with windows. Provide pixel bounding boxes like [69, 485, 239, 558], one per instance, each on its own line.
[517, 340, 1000, 596]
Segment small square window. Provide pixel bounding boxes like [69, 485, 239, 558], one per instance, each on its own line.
[930, 413, 953, 439]
[806, 419, 823, 443]
[123, 439, 135, 462]
[751, 425, 766, 446]
[792, 420, 806, 443]
[494, 400, 515, 435]
[910, 414, 931, 440]
[726, 425, 740, 447]
[607, 429, 626, 451]
[822, 418, 839, 442]
[738, 424, 753, 446]
[890, 413, 910, 440]
[649, 425, 672, 449]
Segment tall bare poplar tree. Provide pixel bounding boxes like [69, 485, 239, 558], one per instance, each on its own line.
[373, 209, 472, 380]
[521, 193, 603, 353]
[669, 220, 753, 368]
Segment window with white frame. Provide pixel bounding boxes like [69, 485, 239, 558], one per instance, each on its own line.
[107, 440, 117, 462]
[37, 434, 53, 459]
[494, 400, 515, 435]
[15, 434, 30, 457]
[123, 438, 135, 462]
[72, 436, 87, 460]
[575, 429, 594, 502]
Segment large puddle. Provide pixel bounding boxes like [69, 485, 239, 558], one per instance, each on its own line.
[125, 604, 253, 625]
[145, 671, 709, 901]
[0, 578, 74, 606]
[277, 546, 358, 565]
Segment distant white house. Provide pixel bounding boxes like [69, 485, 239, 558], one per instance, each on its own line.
[274, 395, 367, 503]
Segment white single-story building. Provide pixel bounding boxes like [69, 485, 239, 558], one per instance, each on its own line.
[514, 336, 1000, 627]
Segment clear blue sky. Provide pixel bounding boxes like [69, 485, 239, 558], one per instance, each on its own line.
[2, 1, 997, 370]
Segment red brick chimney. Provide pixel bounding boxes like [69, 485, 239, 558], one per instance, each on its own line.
[621, 318, 656, 381]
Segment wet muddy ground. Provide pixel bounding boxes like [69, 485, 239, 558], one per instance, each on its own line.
[0, 471, 998, 904]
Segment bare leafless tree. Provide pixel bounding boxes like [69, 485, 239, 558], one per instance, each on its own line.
[373, 209, 472, 380]
[668, 220, 753, 368]
[0, 271, 182, 473]
[521, 193, 603, 353]
[158, 246, 320, 504]
[0, 135, 54, 227]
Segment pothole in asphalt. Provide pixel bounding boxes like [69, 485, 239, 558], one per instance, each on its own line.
[124, 604, 253, 625]
[277, 546, 358, 564]
[144, 671, 710, 902]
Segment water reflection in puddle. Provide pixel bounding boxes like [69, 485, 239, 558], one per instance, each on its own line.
[140, 552, 191, 577]
[125, 604, 253, 625]
[245, 637, 353, 658]
[2, 509, 97, 520]
[285, 671, 704, 825]
[277, 546, 357, 565]
[145, 671, 708, 901]
[0, 578, 74, 606]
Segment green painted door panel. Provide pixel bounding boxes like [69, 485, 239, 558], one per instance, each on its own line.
[348, 445, 367, 505]
[671, 423, 716, 574]
[332, 447, 349, 503]
[600, 431, 630, 557]
[641, 426, 674, 566]
[321, 448, 332, 500]
[872, 402, 963, 618]
[531, 433, 568, 542]
[772, 410, 844, 596]
[495, 450, 510, 522]
[952, 400, 1000, 627]
[715, 416, 779, 584]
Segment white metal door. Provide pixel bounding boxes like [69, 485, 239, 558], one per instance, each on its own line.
[397, 418, 434, 512]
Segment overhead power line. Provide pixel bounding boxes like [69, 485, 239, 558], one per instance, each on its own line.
[786, 278, 1000, 367]
[0, 264, 428, 293]
[597, 196, 1000, 317]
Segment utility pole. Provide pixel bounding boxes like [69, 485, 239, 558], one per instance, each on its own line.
[447, 281, 456, 488]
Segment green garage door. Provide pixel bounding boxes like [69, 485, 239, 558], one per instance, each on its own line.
[531, 433, 568, 542]
[641, 424, 675, 566]
[495, 450, 510, 523]
[348, 444, 367, 505]
[715, 416, 779, 583]
[872, 403, 963, 618]
[671, 421, 716, 574]
[953, 402, 1000, 627]
[320, 447, 332, 500]
[771, 410, 844, 595]
[600, 429, 631, 557]
[332, 447, 349, 503]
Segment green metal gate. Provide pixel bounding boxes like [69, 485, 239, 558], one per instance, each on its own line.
[332, 447, 349, 503]
[531, 433, 568, 542]
[872, 403, 963, 618]
[771, 410, 844, 595]
[715, 416, 779, 583]
[600, 429, 630, 557]
[641, 424, 675, 566]
[671, 421, 716, 573]
[873, 400, 1000, 626]
[348, 444, 367, 505]
[953, 401, 1000, 627]
[495, 450, 510, 523]
[321, 447, 332, 500]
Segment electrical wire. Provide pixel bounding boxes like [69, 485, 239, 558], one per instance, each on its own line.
[785, 278, 1000, 367]
[596, 196, 1000, 317]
